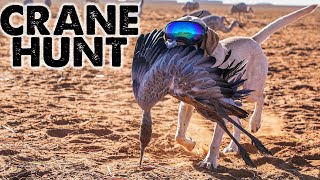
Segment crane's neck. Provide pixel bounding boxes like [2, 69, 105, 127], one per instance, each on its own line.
[139, 0, 144, 7]
[225, 21, 239, 32]
[140, 110, 152, 147]
[139, 110, 152, 166]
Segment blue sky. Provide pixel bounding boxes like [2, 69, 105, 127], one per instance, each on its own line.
[223, 0, 319, 6]
[177, 0, 319, 6]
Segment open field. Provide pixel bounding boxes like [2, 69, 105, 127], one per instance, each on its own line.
[0, 2, 319, 179]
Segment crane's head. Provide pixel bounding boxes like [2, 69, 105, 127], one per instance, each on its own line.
[221, 16, 231, 25]
[136, 90, 171, 166]
[248, 7, 254, 13]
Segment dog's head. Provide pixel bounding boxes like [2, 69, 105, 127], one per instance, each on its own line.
[171, 16, 220, 55]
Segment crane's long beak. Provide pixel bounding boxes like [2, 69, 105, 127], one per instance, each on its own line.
[139, 111, 152, 166]
[139, 146, 145, 166]
[239, 23, 245, 30]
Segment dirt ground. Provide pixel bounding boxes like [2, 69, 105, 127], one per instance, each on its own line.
[0, 1, 319, 179]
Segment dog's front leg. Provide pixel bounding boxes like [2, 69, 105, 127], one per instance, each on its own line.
[223, 116, 241, 153]
[249, 92, 266, 133]
[198, 122, 224, 170]
[175, 101, 196, 151]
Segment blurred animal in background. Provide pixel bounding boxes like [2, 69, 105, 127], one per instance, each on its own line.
[231, 2, 254, 20]
[45, 0, 52, 7]
[138, 0, 144, 17]
[86, 0, 99, 3]
[175, 4, 318, 170]
[202, 15, 244, 33]
[182, 2, 200, 13]
[24, 0, 33, 5]
[184, 10, 212, 18]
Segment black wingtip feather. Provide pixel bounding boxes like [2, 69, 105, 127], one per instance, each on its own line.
[239, 148, 256, 168]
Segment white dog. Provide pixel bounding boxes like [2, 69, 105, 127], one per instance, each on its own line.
[175, 4, 318, 169]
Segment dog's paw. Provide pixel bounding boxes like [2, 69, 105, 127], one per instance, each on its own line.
[176, 137, 196, 151]
[198, 159, 218, 170]
[249, 121, 261, 133]
[223, 143, 239, 153]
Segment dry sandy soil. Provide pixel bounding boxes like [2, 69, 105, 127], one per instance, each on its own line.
[0, 1, 319, 179]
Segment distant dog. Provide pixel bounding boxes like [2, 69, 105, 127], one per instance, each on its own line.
[174, 4, 318, 169]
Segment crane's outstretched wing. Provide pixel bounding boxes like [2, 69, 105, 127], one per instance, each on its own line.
[158, 44, 251, 118]
[132, 29, 250, 117]
[132, 30, 167, 103]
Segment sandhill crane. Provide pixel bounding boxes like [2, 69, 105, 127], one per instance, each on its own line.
[45, 0, 51, 7]
[138, 0, 144, 17]
[231, 3, 253, 20]
[86, 0, 99, 3]
[184, 10, 212, 18]
[132, 29, 271, 168]
[24, 0, 33, 5]
[202, 15, 244, 33]
[182, 2, 200, 13]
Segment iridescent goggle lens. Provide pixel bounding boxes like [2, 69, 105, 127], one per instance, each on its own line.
[164, 21, 206, 45]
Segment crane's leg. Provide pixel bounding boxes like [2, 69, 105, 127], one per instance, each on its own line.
[198, 122, 224, 170]
[175, 101, 196, 151]
[223, 116, 241, 153]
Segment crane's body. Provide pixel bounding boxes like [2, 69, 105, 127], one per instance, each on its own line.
[132, 29, 271, 167]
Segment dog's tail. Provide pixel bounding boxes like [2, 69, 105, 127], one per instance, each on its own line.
[252, 4, 318, 44]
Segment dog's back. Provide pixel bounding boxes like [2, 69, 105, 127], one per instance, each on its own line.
[220, 37, 261, 61]
[219, 4, 318, 68]
[253, 4, 317, 44]
[218, 4, 318, 99]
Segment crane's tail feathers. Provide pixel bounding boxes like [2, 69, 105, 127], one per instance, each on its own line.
[232, 89, 254, 100]
[198, 105, 256, 167]
[216, 50, 248, 83]
[222, 112, 272, 155]
[252, 4, 318, 44]
[215, 50, 251, 101]
[216, 120, 255, 167]
[220, 102, 249, 119]
[221, 59, 247, 82]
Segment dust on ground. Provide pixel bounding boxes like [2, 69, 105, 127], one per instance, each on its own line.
[0, 2, 319, 179]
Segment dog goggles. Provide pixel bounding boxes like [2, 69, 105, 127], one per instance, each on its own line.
[164, 21, 207, 45]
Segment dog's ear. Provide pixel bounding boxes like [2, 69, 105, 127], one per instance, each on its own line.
[201, 27, 219, 55]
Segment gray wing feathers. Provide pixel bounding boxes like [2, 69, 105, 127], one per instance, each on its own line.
[132, 29, 250, 118]
[132, 30, 166, 83]
[132, 30, 167, 101]
[132, 30, 270, 167]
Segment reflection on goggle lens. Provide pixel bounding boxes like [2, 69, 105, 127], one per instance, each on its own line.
[165, 21, 206, 45]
